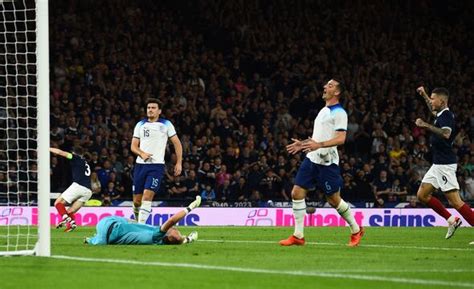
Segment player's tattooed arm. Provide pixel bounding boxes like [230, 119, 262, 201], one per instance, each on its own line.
[416, 86, 437, 116]
[415, 119, 451, 139]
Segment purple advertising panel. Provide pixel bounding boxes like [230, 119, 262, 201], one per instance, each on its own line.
[0, 207, 471, 227]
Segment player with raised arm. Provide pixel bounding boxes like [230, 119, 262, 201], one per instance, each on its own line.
[50, 146, 92, 232]
[85, 196, 201, 245]
[415, 86, 474, 238]
[280, 79, 364, 247]
[131, 98, 183, 224]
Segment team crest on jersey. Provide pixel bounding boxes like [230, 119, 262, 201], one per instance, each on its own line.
[159, 126, 167, 133]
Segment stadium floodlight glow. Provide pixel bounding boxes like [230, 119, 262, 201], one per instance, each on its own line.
[0, 0, 50, 257]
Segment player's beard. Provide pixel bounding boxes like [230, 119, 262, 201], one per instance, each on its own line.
[148, 112, 158, 120]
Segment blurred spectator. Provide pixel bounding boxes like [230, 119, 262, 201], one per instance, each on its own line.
[373, 170, 392, 204]
[183, 170, 200, 198]
[405, 195, 423, 208]
[464, 171, 474, 201]
[216, 179, 232, 201]
[168, 176, 188, 199]
[90, 171, 102, 199]
[201, 185, 216, 202]
[259, 169, 282, 200]
[102, 181, 121, 206]
[230, 176, 249, 201]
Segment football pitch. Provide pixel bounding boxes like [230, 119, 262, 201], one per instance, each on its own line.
[0, 226, 473, 289]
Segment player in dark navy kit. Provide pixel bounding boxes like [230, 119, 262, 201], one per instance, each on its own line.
[50, 147, 93, 232]
[415, 86, 474, 239]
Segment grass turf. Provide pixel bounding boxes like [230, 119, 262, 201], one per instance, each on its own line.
[0, 226, 473, 289]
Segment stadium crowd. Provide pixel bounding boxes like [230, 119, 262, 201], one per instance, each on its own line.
[47, 0, 473, 207]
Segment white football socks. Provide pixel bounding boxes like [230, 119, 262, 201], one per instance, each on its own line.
[138, 201, 152, 224]
[188, 196, 202, 211]
[182, 196, 201, 215]
[336, 199, 360, 234]
[133, 204, 140, 221]
[447, 215, 456, 225]
[292, 199, 306, 239]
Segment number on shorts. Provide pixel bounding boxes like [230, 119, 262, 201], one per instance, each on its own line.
[325, 181, 332, 191]
[85, 163, 91, 176]
[442, 175, 448, 185]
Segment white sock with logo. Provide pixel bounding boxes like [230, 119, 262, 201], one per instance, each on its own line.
[138, 201, 152, 224]
[293, 199, 306, 239]
[336, 199, 360, 234]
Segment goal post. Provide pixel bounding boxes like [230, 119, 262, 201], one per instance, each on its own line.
[0, 0, 50, 257]
[36, 0, 50, 257]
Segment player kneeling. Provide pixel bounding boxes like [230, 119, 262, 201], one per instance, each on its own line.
[85, 196, 201, 245]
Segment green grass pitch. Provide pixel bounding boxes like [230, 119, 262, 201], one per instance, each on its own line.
[0, 226, 473, 289]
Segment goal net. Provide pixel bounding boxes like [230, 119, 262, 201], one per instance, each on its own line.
[0, 0, 50, 256]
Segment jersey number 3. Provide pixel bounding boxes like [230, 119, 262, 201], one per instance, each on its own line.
[85, 163, 91, 176]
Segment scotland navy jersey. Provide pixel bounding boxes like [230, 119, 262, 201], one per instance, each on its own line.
[70, 154, 92, 189]
[430, 108, 457, 165]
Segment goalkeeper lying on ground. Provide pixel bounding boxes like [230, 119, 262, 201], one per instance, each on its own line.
[85, 196, 201, 245]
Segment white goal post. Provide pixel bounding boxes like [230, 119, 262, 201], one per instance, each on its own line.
[0, 0, 50, 256]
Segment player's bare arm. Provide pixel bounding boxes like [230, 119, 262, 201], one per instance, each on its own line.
[170, 135, 183, 176]
[415, 118, 451, 139]
[300, 131, 347, 153]
[416, 86, 436, 116]
[130, 137, 152, 161]
[286, 138, 308, 154]
[49, 147, 72, 159]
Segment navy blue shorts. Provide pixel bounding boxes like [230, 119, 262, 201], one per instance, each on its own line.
[133, 163, 165, 194]
[294, 158, 343, 195]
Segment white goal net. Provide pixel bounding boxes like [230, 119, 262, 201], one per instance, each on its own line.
[0, 0, 50, 256]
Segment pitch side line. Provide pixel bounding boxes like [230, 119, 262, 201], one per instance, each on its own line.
[50, 255, 473, 288]
[199, 239, 474, 252]
[52, 235, 473, 252]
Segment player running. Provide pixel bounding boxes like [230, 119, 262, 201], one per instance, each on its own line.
[50, 146, 92, 232]
[415, 86, 474, 238]
[85, 196, 201, 245]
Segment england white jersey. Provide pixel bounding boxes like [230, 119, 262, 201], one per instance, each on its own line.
[306, 103, 347, 166]
[133, 118, 177, 164]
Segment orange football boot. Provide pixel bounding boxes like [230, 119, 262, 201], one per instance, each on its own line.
[348, 227, 364, 247]
[279, 235, 305, 246]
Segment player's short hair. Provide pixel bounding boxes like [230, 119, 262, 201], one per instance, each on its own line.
[432, 87, 449, 101]
[146, 98, 162, 109]
[332, 78, 346, 96]
[163, 228, 181, 244]
[72, 146, 84, 156]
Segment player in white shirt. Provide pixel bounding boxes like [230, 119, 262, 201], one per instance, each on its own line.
[280, 79, 364, 247]
[131, 98, 183, 224]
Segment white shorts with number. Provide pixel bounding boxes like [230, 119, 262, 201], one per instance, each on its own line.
[422, 164, 459, 192]
[61, 182, 93, 204]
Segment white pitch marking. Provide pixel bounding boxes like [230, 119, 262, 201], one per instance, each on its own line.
[52, 235, 474, 252]
[50, 255, 474, 288]
[198, 239, 474, 252]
